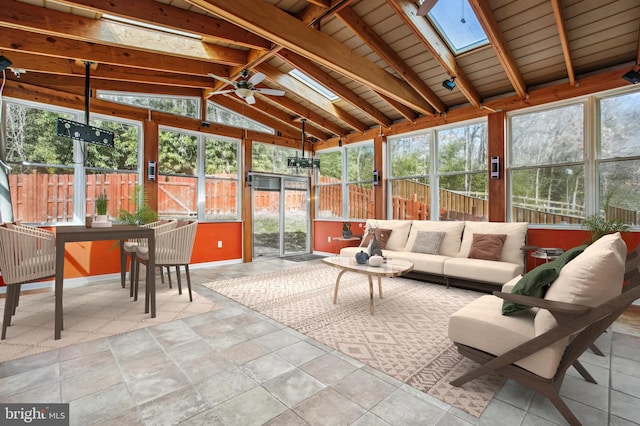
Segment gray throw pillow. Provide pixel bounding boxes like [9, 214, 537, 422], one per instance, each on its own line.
[411, 231, 445, 255]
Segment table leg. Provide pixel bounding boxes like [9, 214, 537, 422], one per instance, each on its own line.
[54, 238, 65, 340]
[378, 276, 383, 298]
[148, 234, 156, 318]
[368, 275, 374, 315]
[333, 269, 348, 304]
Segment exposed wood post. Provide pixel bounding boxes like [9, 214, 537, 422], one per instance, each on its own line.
[487, 111, 506, 222]
[374, 134, 386, 219]
[143, 119, 158, 212]
[242, 134, 253, 262]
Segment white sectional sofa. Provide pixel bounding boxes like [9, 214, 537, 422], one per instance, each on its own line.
[340, 219, 529, 292]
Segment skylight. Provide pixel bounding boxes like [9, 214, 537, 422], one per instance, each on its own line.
[424, 0, 488, 55]
[102, 14, 201, 39]
[288, 69, 339, 101]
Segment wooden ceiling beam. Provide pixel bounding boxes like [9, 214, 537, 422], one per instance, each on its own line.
[0, 1, 246, 66]
[551, 0, 576, 87]
[375, 91, 417, 122]
[256, 63, 368, 133]
[184, 0, 435, 116]
[468, 0, 527, 99]
[263, 94, 349, 137]
[277, 49, 392, 128]
[297, 0, 356, 26]
[386, 0, 481, 109]
[336, 6, 444, 113]
[51, 0, 270, 51]
[0, 27, 229, 78]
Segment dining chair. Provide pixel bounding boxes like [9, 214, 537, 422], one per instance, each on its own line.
[121, 219, 177, 299]
[0, 224, 56, 339]
[133, 219, 198, 303]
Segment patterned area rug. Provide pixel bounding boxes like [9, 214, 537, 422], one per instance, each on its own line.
[203, 263, 505, 417]
[0, 281, 219, 363]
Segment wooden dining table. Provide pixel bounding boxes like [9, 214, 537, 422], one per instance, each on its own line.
[54, 225, 156, 340]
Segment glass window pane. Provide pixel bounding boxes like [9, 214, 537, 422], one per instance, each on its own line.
[346, 144, 374, 182]
[427, 0, 488, 54]
[252, 142, 306, 176]
[317, 184, 342, 218]
[205, 177, 237, 220]
[85, 171, 138, 218]
[437, 123, 487, 172]
[390, 178, 432, 220]
[9, 166, 74, 224]
[347, 182, 373, 219]
[511, 104, 584, 167]
[318, 150, 342, 181]
[511, 166, 585, 224]
[97, 92, 199, 118]
[390, 134, 430, 177]
[439, 172, 488, 221]
[158, 175, 197, 218]
[87, 119, 139, 170]
[599, 160, 640, 225]
[206, 137, 238, 176]
[207, 102, 274, 134]
[159, 130, 198, 175]
[600, 91, 640, 159]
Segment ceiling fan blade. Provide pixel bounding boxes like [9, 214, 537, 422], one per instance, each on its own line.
[208, 73, 236, 86]
[247, 72, 266, 86]
[255, 88, 285, 96]
[245, 95, 256, 105]
[417, 0, 438, 16]
[208, 89, 235, 96]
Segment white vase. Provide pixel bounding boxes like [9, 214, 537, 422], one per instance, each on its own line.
[95, 214, 108, 223]
[368, 255, 384, 267]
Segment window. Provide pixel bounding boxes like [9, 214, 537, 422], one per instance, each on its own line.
[509, 104, 585, 224]
[388, 133, 432, 220]
[346, 143, 374, 219]
[207, 101, 274, 134]
[598, 90, 640, 224]
[437, 122, 488, 220]
[251, 142, 306, 176]
[158, 128, 198, 218]
[205, 137, 239, 220]
[288, 69, 339, 101]
[425, 0, 488, 55]
[97, 91, 200, 119]
[316, 150, 342, 218]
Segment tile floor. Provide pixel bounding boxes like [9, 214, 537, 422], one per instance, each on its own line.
[0, 258, 639, 426]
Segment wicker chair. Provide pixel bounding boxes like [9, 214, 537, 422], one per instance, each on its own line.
[121, 219, 176, 299]
[133, 220, 198, 305]
[0, 224, 56, 339]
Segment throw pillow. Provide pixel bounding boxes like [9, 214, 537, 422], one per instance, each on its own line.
[360, 228, 393, 249]
[468, 233, 507, 261]
[411, 231, 445, 255]
[502, 245, 587, 315]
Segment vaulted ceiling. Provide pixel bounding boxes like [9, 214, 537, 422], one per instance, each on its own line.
[1, 0, 639, 142]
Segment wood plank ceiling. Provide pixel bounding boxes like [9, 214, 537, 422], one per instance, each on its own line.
[1, 0, 638, 142]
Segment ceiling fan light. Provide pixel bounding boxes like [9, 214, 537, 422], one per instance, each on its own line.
[236, 88, 252, 98]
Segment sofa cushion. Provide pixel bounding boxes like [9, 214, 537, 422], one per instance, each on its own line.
[443, 257, 522, 284]
[468, 233, 506, 261]
[459, 222, 528, 266]
[364, 220, 412, 252]
[360, 228, 393, 249]
[502, 245, 587, 315]
[385, 251, 448, 275]
[404, 221, 465, 257]
[411, 231, 445, 255]
[448, 295, 566, 379]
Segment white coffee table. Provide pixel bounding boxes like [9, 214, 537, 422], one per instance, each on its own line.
[322, 256, 414, 315]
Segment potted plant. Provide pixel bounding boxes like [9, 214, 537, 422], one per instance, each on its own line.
[118, 185, 157, 226]
[582, 193, 631, 243]
[95, 191, 109, 222]
[342, 222, 352, 239]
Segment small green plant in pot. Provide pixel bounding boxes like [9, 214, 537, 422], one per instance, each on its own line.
[118, 185, 157, 226]
[342, 222, 352, 239]
[95, 191, 109, 221]
[582, 192, 631, 243]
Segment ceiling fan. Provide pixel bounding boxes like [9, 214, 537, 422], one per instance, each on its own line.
[417, 0, 438, 16]
[207, 70, 285, 105]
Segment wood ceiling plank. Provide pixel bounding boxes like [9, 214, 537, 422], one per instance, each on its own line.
[52, 0, 271, 50]
[468, 0, 528, 99]
[375, 91, 417, 122]
[256, 63, 368, 133]
[264, 93, 349, 137]
[336, 6, 445, 114]
[0, 26, 229, 77]
[551, 0, 576, 86]
[0, 1, 246, 66]
[386, 0, 482, 109]
[184, 0, 435, 116]
[278, 49, 392, 128]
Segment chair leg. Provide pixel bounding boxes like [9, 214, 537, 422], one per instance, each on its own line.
[176, 265, 182, 295]
[589, 343, 605, 356]
[2, 285, 17, 339]
[12, 284, 21, 314]
[159, 265, 165, 284]
[133, 260, 140, 302]
[185, 264, 192, 302]
[144, 261, 151, 314]
[572, 360, 597, 384]
[167, 266, 172, 288]
[129, 254, 137, 298]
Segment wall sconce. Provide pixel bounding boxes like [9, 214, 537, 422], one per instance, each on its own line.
[442, 76, 456, 91]
[490, 157, 500, 179]
[373, 170, 380, 186]
[622, 69, 640, 84]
